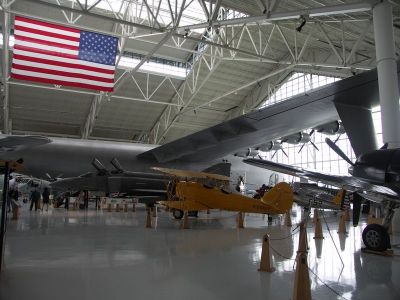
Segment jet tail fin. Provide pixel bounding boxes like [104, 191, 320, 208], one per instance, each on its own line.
[261, 182, 293, 214]
[202, 162, 231, 178]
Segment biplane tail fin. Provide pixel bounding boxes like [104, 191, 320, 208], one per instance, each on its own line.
[261, 182, 294, 214]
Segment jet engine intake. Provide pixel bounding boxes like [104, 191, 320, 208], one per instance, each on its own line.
[234, 148, 260, 158]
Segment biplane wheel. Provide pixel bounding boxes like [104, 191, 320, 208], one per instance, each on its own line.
[172, 209, 184, 219]
[362, 224, 390, 252]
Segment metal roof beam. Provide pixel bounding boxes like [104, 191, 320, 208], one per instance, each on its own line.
[113, 0, 186, 92]
[178, 2, 373, 30]
[198, 0, 209, 21]
[21, 0, 165, 33]
[255, 0, 267, 14]
[8, 81, 183, 107]
[81, 94, 102, 139]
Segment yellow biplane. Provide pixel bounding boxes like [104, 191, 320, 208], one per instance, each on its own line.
[153, 167, 294, 219]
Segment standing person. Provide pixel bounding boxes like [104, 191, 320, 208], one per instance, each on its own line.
[7, 188, 14, 213]
[235, 176, 245, 193]
[29, 188, 41, 211]
[64, 191, 70, 210]
[42, 187, 50, 212]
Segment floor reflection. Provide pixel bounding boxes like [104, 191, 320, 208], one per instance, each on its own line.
[1, 203, 399, 300]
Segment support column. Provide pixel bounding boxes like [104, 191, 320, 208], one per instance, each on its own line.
[373, 1, 400, 148]
[1, 162, 10, 272]
[2, 9, 10, 134]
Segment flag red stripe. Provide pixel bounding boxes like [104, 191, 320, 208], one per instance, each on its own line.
[14, 25, 80, 42]
[11, 73, 113, 92]
[15, 16, 80, 34]
[15, 35, 79, 51]
[14, 44, 78, 60]
[12, 63, 115, 83]
[13, 54, 115, 75]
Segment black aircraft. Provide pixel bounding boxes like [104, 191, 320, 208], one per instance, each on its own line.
[244, 138, 400, 252]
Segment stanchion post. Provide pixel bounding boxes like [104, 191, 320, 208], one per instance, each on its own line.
[338, 212, 348, 235]
[152, 206, 157, 217]
[258, 234, 275, 272]
[313, 210, 324, 239]
[284, 210, 292, 226]
[237, 212, 244, 228]
[181, 211, 189, 229]
[145, 208, 152, 228]
[293, 220, 311, 300]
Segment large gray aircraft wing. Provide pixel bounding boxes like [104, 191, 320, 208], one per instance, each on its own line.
[243, 158, 400, 203]
[139, 63, 399, 163]
[0, 135, 51, 153]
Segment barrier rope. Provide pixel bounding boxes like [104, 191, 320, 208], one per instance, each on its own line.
[308, 267, 349, 300]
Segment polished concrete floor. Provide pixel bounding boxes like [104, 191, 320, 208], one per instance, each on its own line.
[1, 203, 399, 300]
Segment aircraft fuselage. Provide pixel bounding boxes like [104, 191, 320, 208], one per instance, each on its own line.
[0, 136, 272, 191]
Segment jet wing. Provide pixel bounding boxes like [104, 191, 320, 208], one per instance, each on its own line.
[243, 158, 400, 203]
[0, 135, 51, 153]
[138, 64, 390, 163]
[152, 167, 230, 181]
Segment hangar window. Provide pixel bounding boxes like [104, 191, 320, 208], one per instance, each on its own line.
[261, 72, 342, 108]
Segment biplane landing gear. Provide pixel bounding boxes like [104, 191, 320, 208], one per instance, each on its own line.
[172, 209, 184, 219]
[362, 202, 396, 252]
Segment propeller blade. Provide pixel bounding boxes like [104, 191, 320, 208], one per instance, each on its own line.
[309, 129, 315, 136]
[282, 149, 288, 158]
[298, 143, 305, 154]
[310, 141, 319, 151]
[271, 150, 278, 159]
[258, 155, 263, 160]
[325, 138, 354, 166]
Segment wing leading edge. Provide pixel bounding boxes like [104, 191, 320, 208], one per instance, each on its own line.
[243, 158, 400, 203]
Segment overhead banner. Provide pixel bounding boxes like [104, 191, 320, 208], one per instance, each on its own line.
[11, 16, 118, 92]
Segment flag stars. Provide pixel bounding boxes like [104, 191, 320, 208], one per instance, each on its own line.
[78, 30, 118, 66]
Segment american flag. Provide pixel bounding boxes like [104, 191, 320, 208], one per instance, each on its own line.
[11, 16, 118, 92]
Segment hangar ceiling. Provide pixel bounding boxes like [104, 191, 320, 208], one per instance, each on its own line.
[0, 0, 399, 144]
